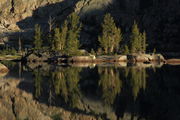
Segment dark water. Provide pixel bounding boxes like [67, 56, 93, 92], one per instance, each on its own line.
[3, 61, 180, 120]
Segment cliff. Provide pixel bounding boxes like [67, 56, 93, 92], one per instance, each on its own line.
[0, 0, 180, 55]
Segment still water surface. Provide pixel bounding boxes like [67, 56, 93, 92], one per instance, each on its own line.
[2, 62, 180, 120]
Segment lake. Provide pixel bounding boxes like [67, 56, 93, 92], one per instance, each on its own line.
[1, 62, 180, 120]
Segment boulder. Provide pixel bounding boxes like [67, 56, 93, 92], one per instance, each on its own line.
[7, 24, 20, 31]
[127, 54, 165, 63]
[69, 56, 94, 62]
[0, 63, 9, 75]
[24, 51, 51, 62]
[117, 55, 127, 61]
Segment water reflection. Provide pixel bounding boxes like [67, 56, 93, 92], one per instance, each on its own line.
[31, 64, 149, 120]
[98, 67, 122, 105]
[2, 62, 180, 120]
[52, 67, 82, 108]
[129, 67, 146, 99]
[33, 68, 42, 98]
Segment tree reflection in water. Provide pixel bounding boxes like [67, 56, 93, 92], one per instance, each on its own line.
[128, 67, 147, 99]
[52, 67, 82, 108]
[98, 67, 122, 105]
[32, 65, 148, 120]
[33, 68, 42, 98]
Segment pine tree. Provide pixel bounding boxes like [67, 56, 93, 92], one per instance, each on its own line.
[114, 27, 123, 52]
[66, 30, 79, 55]
[53, 27, 61, 51]
[141, 31, 147, 53]
[60, 20, 68, 51]
[98, 13, 122, 54]
[53, 20, 68, 52]
[48, 16, 55, 49]
[65, 13, 82, 56]
[34, 24, 42, 50]
[130, 21, 141, 53]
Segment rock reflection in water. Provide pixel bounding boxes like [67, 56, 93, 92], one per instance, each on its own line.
[1, 62, 180, 120]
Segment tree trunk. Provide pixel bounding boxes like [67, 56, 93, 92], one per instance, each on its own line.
[110, 46, 114, 53]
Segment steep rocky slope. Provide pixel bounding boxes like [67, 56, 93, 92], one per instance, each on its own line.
[0, 0, 180, 55]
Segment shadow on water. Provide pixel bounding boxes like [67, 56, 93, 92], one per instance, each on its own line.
[7, 62, 179, 120]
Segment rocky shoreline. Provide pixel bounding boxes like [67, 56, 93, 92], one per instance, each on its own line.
[24, 52, 166, 63]
[0, 52, 180, 66]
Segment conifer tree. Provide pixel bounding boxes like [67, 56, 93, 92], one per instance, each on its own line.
[66, 30, 79, 55]
[53, 27, 61, 51]
[53, 20, 68, 51]
[113, 27, 122, 53]
[65, 13, 82, 55]
[141, 31, 147, 53]
[98, 13, 122, 54]
[130, 21, 141, 53]
[60, 20, 68, 51]
[48, 16, 55, 49]
[34, 24, 42, 50]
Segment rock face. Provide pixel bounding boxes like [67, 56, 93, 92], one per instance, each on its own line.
[0, 0, 180, 54]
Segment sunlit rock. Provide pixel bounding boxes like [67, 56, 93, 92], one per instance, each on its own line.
[0, 63, 9, 77]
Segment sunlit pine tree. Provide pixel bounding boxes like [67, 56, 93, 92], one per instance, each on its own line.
[34, 24, 42, 50]
[98, 13, 122, 54]
[130, 21, 142, 53]
[65, 13, 82, 56]
[53, 20, 68, 51]
[141, 31, 147, 53]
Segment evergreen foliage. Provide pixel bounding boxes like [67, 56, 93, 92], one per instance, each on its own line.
[141, 31, 147, 53]
[129, 21, 147, 54]
[130, 21, 141, 53]
[98, 13, 122, 54]
[65, 13, 82, 56]
[53, 27, 61, 51]
[53, 13, 81, 55]
[48, 16, 55, 48]
[53, 21, 68, 51]
[60, 20, 68, 51]
[34, 24, 42, 50]
[31, 12, 150, 56]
